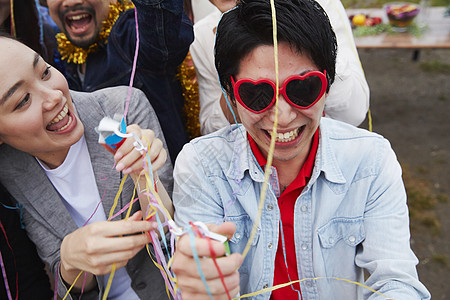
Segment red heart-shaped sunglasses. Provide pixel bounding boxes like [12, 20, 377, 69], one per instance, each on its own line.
[231, 70, 327, 113]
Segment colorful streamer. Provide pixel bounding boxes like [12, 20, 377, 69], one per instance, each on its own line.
[0, 219, 17, 300]
[242, 0, 279, 261]
[234, 277, 393, 299]
[9, 0, 16, 37]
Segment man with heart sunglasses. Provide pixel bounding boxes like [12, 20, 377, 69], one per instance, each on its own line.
[171, 0, 430, 299]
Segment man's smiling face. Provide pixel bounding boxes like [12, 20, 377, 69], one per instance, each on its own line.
[234, 42, 326, 166]
[47, 0, 114, 48]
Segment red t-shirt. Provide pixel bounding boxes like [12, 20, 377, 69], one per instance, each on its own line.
[248, 129, 319, 300]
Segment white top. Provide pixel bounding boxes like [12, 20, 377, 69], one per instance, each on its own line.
[190, 0, 370, 135]
[191, 0, 217, 23]
[38, 136, 139, 300]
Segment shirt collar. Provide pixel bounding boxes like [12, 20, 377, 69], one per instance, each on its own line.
[247, 129, 319, 193]
[226, 120, 347, 187]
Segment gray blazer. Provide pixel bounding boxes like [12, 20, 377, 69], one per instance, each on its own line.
[0, 87, 173, 299]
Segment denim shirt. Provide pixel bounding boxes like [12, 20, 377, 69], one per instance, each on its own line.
[63, 0, 194, 163]
[173, 118, 430, 300]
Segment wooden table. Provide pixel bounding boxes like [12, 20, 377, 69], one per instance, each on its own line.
[346, 7, 450, 49]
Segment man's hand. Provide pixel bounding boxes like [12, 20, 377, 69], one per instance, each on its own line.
[172, 222, 242, 299]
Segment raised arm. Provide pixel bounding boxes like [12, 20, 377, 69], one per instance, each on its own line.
[131, 0, 194, 73]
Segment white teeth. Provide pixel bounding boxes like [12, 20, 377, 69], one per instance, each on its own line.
[49, 104, 69, 125]
[268, 128, 300, 142]
[69, 14, 89, 21]
[55, 116, 72, 132]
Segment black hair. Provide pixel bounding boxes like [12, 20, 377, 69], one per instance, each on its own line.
[0, 0, 55, 62]
[215, 0, 337, 99]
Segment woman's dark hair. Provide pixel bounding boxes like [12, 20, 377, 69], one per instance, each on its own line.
[215, 0, 337, 99]
[0, 0, 54, 62]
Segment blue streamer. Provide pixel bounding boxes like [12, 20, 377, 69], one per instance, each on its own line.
[153, 202, 170, 256]
[187, 227, 214, 300]
[35, 1, 46, 57]
[279, 219, 302, 296]
[0, 201, 24, 229]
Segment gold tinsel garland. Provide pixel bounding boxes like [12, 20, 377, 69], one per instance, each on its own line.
[177, 52, 201, 139]
[56, 1, 134, 64]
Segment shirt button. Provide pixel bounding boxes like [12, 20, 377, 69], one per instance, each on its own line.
[301, 244, 308, 250]
[305, 281, 312, 287]
[235, 233, 241, 239]
[263, 284, 269, 289]
[267, 205, 273, 211]
[349, 236, 356, 243]
[328, 237, 334, 244]
[300, 205, 308, 212]
[268, 243, 273, 249]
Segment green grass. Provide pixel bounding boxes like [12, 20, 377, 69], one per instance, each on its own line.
[402, 165, 443, 235]
[431, 254, 449, 267]
[419, 60, 450, 73]
[436, 193, 448, 203]
[437, 94, 447, 102]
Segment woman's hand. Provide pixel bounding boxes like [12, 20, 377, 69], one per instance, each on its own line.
[113, 124, 167, 181]
[60, 211, 156, 290]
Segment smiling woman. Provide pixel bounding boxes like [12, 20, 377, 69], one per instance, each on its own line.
[0, 37, 83, 167]
[0, 35, 175, 299]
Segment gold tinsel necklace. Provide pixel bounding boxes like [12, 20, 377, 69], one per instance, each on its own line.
[56, 1, 134, 64]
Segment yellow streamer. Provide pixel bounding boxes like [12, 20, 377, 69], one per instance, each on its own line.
[61, 270, 84, 300]
[102, 263, 117, 300]
[102, 174, 130, 299]
[133, 146, 177, 297]
[9, 0, 16, 37]
[62, 172, 129, 299]
[145, 244, 172, 298]
[242, 0, 279, 260]
[233, 276, 394, 299]
[108, 174, 128, 219]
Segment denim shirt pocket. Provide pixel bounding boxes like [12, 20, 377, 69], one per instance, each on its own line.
[227, 215, 260, 245]
[318, 217, 365, 248]
[225, 215, 260, 275]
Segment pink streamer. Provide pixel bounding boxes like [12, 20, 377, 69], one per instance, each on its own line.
[149, 231, 177, 298]
[78, 272, 88, 300]
[0, 247, 13, 300]
[123, 7, 140, 119]
[82, 189, 106, 227]
[0, 219, 16, 300]
[107, 197, 139, 221]
[53, 261, 60, 300]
